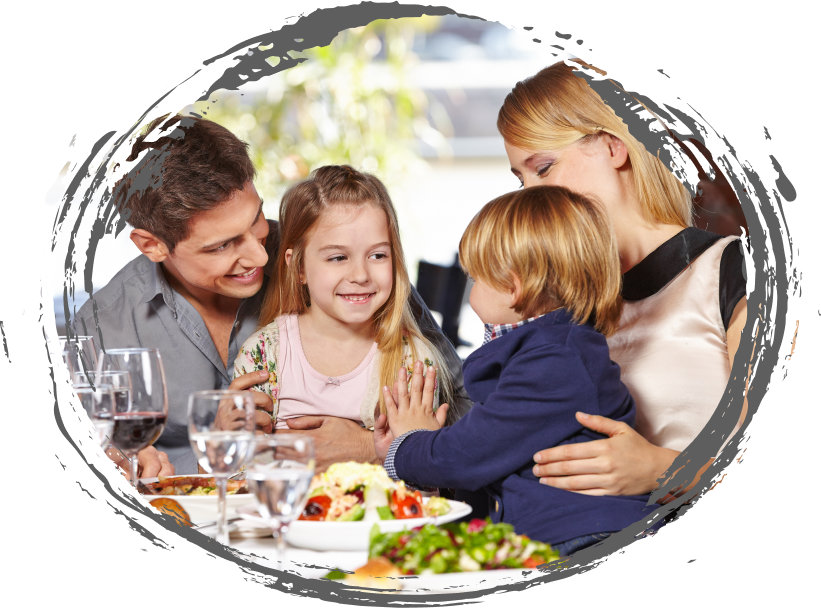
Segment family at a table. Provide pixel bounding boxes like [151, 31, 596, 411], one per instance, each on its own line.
[74, 61, 747, 556]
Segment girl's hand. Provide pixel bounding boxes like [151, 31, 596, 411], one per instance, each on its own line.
[531, 412, 679, 496]
[373, 407, 394, 463]
[383, 362, 449, 438]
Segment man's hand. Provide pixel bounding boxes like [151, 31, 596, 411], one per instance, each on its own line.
[228, 370, 274, 434]
[280, 416, 377, 473]
[106, 445, 174, 478]
[383, 363, 449, 438]
[531, 412, 678, 496]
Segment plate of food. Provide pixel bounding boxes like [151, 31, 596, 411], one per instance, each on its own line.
[325, 518, 561, 592]
[139, 475, 257, 524]
[285, 462, 472, 551]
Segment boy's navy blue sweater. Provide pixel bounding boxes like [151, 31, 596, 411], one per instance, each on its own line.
[394, 309, 658, 545]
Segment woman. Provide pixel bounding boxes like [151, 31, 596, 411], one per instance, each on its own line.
[496, 61, 747, 498]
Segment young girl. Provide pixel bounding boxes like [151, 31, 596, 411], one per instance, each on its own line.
[375, 185, 660, 556]
[234, 165, 450, 435]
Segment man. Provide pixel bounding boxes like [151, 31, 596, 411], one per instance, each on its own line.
[74, 114, 469, 474]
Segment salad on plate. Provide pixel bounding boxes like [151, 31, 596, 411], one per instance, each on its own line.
[329, 518, 561, 577]
[298, 462, 451, 522]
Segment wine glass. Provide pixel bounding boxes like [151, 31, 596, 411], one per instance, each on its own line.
[97, 348, 168, 488]
[72, 370, 131, 456]
[188, 390, 257, 545]
[74, 383, 115, 446]
[60, 335, 99, 382]
[246, 435, 315, 564]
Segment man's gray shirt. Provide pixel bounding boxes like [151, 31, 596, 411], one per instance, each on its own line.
[73, 221, 470, 473]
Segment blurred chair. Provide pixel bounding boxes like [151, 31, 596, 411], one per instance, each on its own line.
[415, 256, 470, 348]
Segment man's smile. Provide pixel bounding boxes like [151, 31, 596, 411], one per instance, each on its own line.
[227, 267, 262, 283]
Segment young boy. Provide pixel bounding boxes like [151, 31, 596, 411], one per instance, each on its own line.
[375, 185, 659, 556]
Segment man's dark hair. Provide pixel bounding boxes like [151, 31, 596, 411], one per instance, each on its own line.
[113, 114, 256, 252]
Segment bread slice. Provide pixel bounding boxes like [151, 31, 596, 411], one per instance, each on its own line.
[344, 557, 403, 591]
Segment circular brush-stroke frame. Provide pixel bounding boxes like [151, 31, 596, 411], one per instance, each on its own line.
[46, 3, 799, 605]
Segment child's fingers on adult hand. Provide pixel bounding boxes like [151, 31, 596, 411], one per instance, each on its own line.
[434, 403, 448, 428]
[373, 409, 388, 438]
[421, 366, 437, 415]
[408, 360, 425, 409]
[382, 386, 400, 421]
[391, 380, 400, 408]
[373, 410, 392, 463]
[397, 366, 410, 411]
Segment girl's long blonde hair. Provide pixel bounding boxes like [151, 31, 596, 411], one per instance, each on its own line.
[497, 60, 692, 228]
[259, 165, 451, 413]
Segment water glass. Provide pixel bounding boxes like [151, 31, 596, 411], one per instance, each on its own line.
[188, 390, 257, 544]
[246, 435, 315, 563]
[61, 335, 99, 381]
[74, 383, 115, 446]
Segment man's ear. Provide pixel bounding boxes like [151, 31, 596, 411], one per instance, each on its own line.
[130, 229, 170, 263]
[509, 272, 523, 309]
[602, 133, 630, 170]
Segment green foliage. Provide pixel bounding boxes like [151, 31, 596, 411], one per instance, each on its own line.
[189, 17, 447, 218]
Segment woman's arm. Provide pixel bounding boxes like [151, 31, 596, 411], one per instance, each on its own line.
[533, 297, 750, 497]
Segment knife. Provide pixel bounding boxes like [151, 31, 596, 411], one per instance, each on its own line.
[192, 517, 243, 531]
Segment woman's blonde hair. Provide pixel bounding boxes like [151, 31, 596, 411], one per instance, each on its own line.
[459, 185, 623, 337]
[497, 60, 692, 228]
[259, 165, 451, 413]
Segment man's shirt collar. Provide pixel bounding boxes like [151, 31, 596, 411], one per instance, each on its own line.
[138, 260, 178, 314]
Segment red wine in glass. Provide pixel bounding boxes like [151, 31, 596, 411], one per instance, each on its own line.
[112, 413, 167, 453]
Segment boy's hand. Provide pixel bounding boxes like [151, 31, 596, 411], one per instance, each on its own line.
[383, 362, 449, 438]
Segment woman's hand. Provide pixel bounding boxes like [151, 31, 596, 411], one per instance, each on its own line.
[383, 362, 449, 439]
[532, 412, 679, 496]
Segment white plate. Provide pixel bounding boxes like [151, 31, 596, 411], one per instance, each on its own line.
[339, 568, 546, 594]
[286, 499, 472, 551]
[140, 476, 256, 524]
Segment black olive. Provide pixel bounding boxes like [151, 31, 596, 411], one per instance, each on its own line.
[304, 502, 324, 516]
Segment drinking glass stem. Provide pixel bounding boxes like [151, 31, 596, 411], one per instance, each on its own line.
[216, 476, 229, 545]
[130, 454, 139, 488]
[276, 523, 288, 564]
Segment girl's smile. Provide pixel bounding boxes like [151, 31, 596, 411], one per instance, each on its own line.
[288, 204, 393, 333]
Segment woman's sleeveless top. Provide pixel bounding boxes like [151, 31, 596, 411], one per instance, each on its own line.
[607, 232, 741, 452]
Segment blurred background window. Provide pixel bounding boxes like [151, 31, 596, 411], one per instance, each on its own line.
[56, 15, 746, 359]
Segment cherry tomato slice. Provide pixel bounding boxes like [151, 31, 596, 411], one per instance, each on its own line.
[299, 495, 332, 521]
[390, 491, 423, 519]
[524, 556, 546, 569]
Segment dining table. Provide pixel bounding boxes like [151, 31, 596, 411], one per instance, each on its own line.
[172, 504, 542, 594]
[223, 532, 543, 593]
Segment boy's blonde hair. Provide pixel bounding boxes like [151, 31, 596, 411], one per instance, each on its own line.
[459, 186, 623, 337]
[259, 165, 451, 413]
[497, 60, 692, 229]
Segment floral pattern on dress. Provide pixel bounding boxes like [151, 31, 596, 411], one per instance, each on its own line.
[234, 328, 279, 423]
